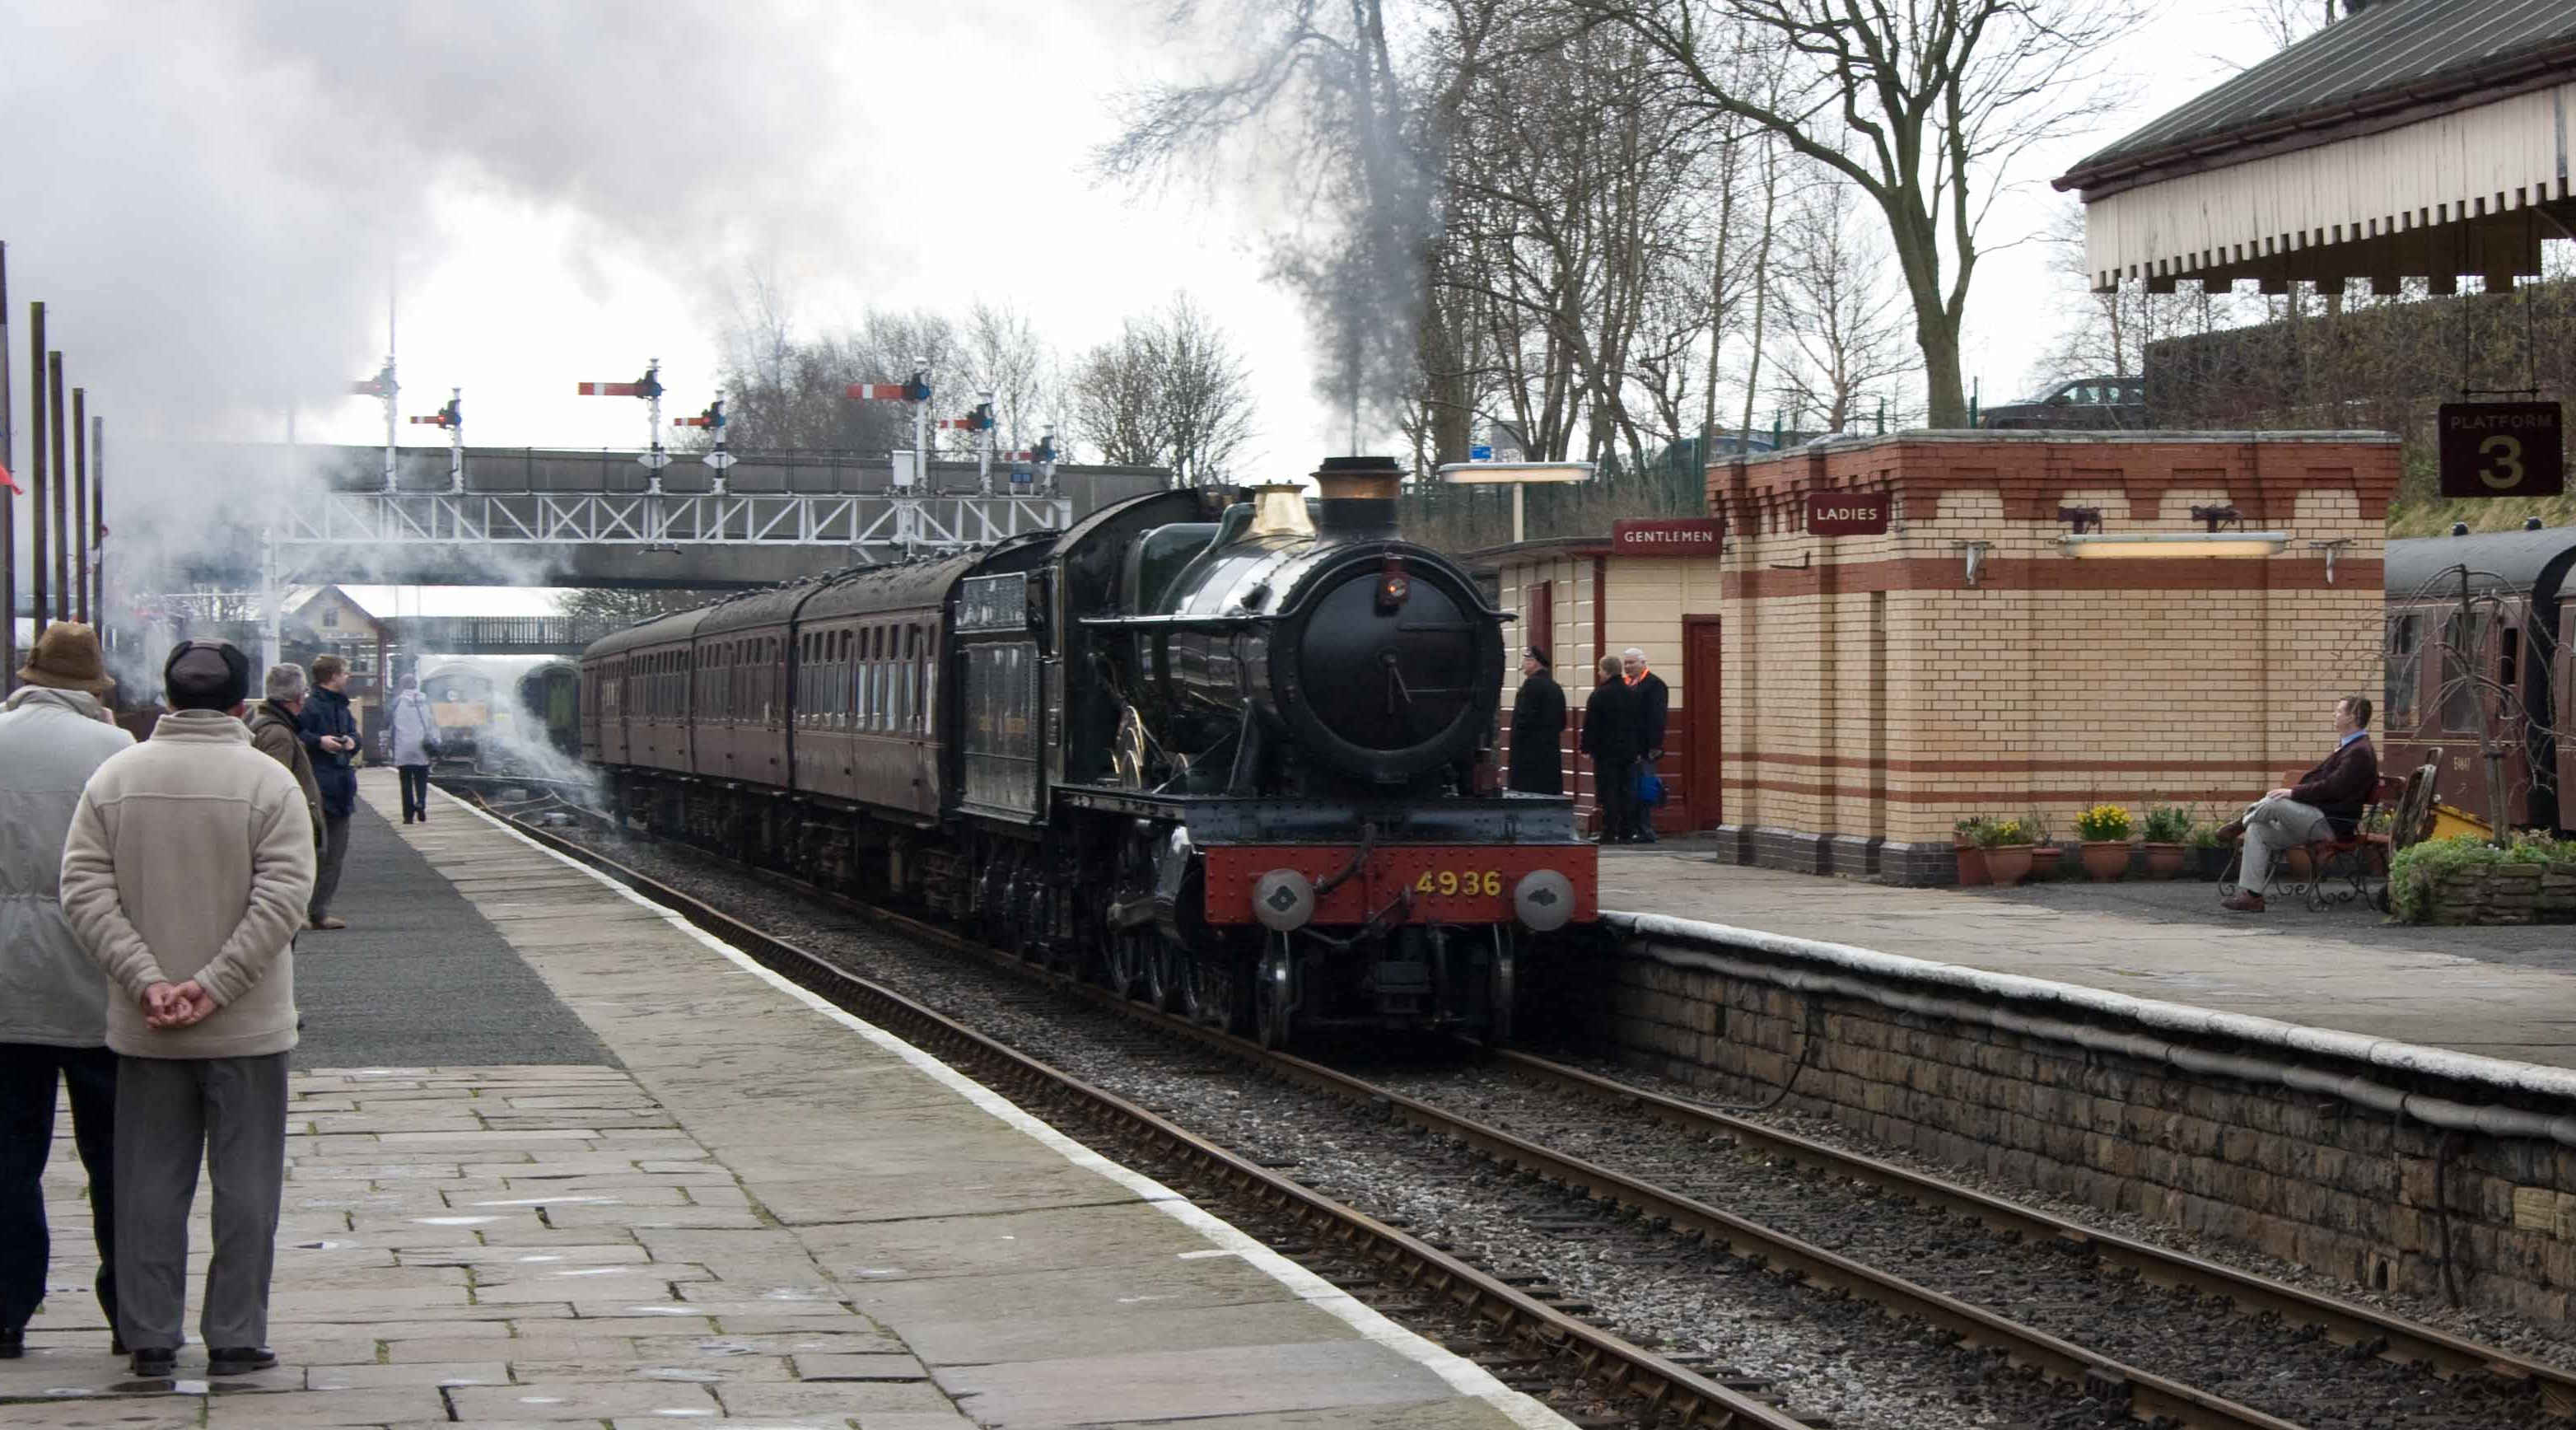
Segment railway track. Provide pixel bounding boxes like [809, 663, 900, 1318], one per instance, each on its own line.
[460, 787, 2574, 1429]
[464, 792, 1810, 1430]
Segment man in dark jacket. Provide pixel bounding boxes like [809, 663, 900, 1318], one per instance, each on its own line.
[2220, 695, 2379, 914]
[296, 655, 360, 931]
[1508, 648, 1566, 796]
[1620, 647, 1668, 843]
[1580, 655, 1640, 844]
[249, 666, 324, 853]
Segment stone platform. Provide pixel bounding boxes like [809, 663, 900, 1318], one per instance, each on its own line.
[1, 771, 1568, 1429]
[1603, 845, 2576, 1067]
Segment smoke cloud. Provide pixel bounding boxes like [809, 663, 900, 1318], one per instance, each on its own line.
[0, 2, 898, 604]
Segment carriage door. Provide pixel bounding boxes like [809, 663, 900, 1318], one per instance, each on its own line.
[1682, 616, 1722, 830]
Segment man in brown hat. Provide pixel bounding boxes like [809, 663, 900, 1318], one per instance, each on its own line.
[0, 623, 135, 1360]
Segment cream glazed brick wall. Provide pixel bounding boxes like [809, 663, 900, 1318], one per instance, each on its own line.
[1706, 432, 2397, 879]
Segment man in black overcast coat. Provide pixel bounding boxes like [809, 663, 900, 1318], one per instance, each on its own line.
[1620, 647, 1668, 843]
[1507, 647, 1566, 796]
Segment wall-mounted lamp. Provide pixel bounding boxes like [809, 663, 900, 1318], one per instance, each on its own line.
[2308, 538, 2352, 583]
[2060, 531, 2290, 558]
[1955, 540, 1990, 586]
[2056, 505, 2102, 535]
[2190, 504, 2243, 532]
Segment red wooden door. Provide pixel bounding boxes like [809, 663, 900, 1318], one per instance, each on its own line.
[1682, 616, 1721, 830]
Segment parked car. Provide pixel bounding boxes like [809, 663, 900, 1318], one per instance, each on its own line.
[1980, 376, 2149, 431]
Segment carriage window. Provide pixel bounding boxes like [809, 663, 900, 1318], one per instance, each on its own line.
[2384, 614, 2420, 730]
[2501, 624, 2520, 699]
[2440, 610, 2485, 733]
[903, 626, 920, 732]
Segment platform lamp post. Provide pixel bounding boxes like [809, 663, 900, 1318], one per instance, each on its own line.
[1430, 459, 1594, 546]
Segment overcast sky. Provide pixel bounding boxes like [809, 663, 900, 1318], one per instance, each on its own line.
[1, 0, 2295, 615]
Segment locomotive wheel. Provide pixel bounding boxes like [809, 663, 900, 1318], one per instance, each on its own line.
[1141, 936, 1181, 1011]
[1485, 928, 1517, 1047]
[1182, 949, 1241, 1032]
[1102, 928, 1145, 1000]
[1253, 935, 1295, 1050]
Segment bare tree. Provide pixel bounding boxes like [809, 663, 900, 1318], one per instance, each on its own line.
[553, 587, 726, 628]
[1584, 0, 2137, 427]
[2231, 0, 2340, 54]
[1773, 175, 1916, 429]
[1068, 296, 1258, 485]
[959, 301, 1062, 455]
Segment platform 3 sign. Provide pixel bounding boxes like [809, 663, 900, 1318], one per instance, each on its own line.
[1612, 517, 1724, 555]
[1805, 490, 1890, 535]
[2438, 401, 2564, 498]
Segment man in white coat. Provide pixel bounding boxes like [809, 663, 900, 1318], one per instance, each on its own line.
[385, 675, 438, 825]
[0, 624, 134, 1360]
[60, 639, 315, 1381]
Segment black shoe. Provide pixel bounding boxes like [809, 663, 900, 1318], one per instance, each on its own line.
[129, 1347, 176, 1377]
[110, 1332, 125, 1356]
[0, 1327, 22, 1358]
[208, 1346, 278, 1376]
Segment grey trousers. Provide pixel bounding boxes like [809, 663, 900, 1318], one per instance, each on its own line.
[2241, 797, 2332, 890]
[114, 1053, 288, 1352]
[309, 814, 350, 921]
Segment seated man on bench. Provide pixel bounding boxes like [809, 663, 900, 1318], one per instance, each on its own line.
[2219, 694, 2378, 914]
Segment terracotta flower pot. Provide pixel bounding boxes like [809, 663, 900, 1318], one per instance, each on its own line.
[2029, 845, 2063, 881]
[1955, 843, 1990, 886]
[2141, 843, 2186, 880]
[1986, 844, 2034, 886]
[2191, 844, 2233, 881]
[2280, 847, 2313, 880]
[2080, 841, 2130, 881]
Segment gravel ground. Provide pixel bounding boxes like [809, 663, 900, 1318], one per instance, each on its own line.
[553, 826, 2102, 1430]
[1544, 1048, 2576, 1377]
[544, 820, 2562, 1429]
[1358, 1056, 2555, 1429]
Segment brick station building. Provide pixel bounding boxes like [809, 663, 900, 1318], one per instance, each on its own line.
[1482, 431, 2396, 881]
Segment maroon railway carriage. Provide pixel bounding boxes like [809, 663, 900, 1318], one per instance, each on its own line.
[2381, 526, 2576, 835]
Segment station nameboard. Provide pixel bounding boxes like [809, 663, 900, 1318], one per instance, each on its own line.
[1806, 490, 1890, 535]
[1611, 517, 1724, 556]
[2438, 401, 2564, 498]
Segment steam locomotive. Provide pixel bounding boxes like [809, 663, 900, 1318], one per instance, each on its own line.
[578, 456, 1597, 1045]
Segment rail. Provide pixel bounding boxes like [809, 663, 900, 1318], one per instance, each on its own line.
[457, 790, 2499, 1430]
[474, 797, 1808, 1430]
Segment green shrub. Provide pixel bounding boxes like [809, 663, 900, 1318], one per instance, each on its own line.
[2388, 835, 2515, 923]
[2140, 806, 2192, 843]
[1954, 815, 1991, 845]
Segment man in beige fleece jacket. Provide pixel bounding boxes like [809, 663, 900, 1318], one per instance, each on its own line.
[59, 641, 314, 1381]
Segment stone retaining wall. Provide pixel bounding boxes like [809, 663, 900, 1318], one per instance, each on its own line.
[1595, 929, 2576, 1325]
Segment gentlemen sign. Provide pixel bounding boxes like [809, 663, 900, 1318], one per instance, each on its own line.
[1612, 518, 1724, 555]
[2438, 401, 2564, 498]
[1806, 490, 1890, 535]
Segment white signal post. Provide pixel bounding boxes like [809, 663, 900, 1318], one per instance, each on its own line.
[577, 361, 671, 493]
[845, 361, 934, 554]
[409, 388, 463, 492]
[678, 395, 735, 495]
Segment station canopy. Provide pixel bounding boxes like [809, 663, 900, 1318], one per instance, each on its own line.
[2056, 0, 2576, 294]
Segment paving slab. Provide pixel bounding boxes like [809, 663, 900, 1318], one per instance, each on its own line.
[0, 769, 1569, 1428]
[1612, 847, 2576, 1066]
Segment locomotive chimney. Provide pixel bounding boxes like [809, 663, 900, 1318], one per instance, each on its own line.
[1312, 455, 1402, 540]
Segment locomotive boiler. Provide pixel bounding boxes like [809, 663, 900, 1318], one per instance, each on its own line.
[581, 455, 1597, 1046]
